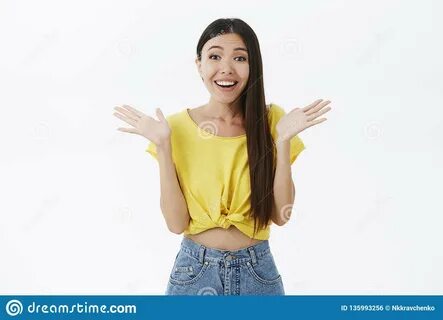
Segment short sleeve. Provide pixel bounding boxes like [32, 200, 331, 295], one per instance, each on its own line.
[145, 141, 158, 160]
[269, 103, 306, 165]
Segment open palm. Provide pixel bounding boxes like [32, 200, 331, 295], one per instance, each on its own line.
[113, 105, 171, 146]
[276, 99, 332, 141]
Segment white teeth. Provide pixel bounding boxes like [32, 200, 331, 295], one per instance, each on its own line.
[215, 80, 236, 86]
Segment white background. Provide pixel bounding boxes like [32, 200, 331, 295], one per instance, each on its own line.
[1, 0, 442, 294]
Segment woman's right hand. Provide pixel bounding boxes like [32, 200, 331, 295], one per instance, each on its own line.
[113, 105, 171, 146]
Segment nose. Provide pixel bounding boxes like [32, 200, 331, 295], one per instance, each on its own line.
[219, 60, 234, 75]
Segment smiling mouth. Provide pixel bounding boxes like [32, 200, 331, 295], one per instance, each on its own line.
[214, 80, 238, 88]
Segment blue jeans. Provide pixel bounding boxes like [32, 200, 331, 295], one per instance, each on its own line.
[165, 236, 285, 295]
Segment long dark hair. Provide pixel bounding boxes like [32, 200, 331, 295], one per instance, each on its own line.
[196, 18, 275, 237]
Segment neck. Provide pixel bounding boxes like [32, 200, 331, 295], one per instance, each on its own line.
[203, 97, 243, 123]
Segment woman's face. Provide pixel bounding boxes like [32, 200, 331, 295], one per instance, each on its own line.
[196, 33, 249, 105]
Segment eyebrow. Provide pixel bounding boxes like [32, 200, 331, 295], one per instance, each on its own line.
[208, 45, 248, 53]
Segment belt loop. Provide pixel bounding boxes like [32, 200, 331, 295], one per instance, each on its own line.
[198, 245, 206, 265]
[248, 246, 257, 266]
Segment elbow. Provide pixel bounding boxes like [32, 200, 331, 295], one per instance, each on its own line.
[271, 210, 288, 226]
[160, 202, 190, 235]
[167, 224, 185, 234]
[166, 217, 190, 235]
[276, 196, 296, 227]
[272, 217, 288, 227]
[271, 204, 294, 226]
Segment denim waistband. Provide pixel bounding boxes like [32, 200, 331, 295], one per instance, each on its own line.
[180, 236, 271, 265]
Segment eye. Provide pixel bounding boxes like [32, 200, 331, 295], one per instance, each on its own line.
[235, 56, 247, 62]
[209, 54, 220, 60]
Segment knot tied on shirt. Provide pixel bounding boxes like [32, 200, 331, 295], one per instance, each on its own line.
[216, 212, 245, 229]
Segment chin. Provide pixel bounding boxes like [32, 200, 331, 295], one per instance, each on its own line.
[214, 96, 239, 104]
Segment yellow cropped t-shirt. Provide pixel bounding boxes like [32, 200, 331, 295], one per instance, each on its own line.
[145, 103, 305, 240]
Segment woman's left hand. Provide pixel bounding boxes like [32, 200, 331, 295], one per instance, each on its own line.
[276, 99, 332, 142]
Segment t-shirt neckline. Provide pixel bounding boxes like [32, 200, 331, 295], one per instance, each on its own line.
[185, 108, 247, 140]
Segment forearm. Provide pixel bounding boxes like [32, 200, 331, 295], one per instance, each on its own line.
[272, 138, 295, 226]
[156, 140, 190, 234]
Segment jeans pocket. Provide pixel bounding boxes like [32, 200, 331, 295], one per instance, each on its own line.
[245, 251, 282, 285]
[169, 248, 210, 285]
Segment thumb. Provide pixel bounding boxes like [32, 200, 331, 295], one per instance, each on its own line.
[156, 108, 166, 122]
[289, 107, 300, 113]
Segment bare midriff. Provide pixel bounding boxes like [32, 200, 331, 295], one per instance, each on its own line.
[184, 225, 263, 251]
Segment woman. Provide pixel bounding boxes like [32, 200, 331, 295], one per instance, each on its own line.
[113, 18, 332, 295]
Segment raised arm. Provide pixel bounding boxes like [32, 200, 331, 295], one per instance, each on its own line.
[113, 105, 190, 234]
[272, 99, 332, 225]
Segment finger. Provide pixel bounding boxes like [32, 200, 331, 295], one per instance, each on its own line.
[307, 106, 331, 121]
[306, 117, 327, 128]
[301, 99, 323, 112]
[114, 106, 139, 121]
[156, 108, 166, 122]
[121, 104, 145, 118]
[113, 112, 137, 127]
[305, 100, 331, 116]
[117, 127, 139, 134]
